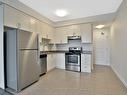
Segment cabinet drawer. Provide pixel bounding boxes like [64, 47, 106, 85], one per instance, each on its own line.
[81, 64, 91, 72]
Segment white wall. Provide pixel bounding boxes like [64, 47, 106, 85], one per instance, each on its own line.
[93, 27, 110, 65]
[0, 4, 4, 89]
[111, 0, 127, 88]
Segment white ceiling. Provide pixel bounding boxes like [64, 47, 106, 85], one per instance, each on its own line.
[18, 0, 123, 22]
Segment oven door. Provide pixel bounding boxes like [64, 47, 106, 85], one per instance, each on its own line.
[66, 54, 80, 66]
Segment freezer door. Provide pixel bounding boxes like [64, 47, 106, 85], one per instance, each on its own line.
[18, 30, 38, 49]
[18, 50, 39, 90]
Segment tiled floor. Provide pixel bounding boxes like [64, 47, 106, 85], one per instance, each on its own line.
[0, 88, 13, 95]
[16, 65, 127, 95]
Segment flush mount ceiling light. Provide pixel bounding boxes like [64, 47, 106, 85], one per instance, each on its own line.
[55, 9, 68, 17]
[95, 25, 105, 29]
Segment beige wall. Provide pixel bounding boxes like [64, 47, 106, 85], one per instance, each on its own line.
[111, 0, 127, 87]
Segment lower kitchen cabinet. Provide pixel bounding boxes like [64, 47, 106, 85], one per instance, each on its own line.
[47, 53, 92, 72]
[47, 54, 56, 72]
[47, 53, 65, 71]
[81, 54, 92, 73]
[55, 53, 65, 69]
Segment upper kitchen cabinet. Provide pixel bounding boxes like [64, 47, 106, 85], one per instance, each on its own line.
[4, 5, 37, 32]
[4, 5, 19, 28]
[80, 24, 92, 43]
[54, 25, 81, 44]
[55, 27, 68, 44]
[66, 25, 81, 36]
[46, 24, 54, 40]
[17, 11, 31, 31]
[29, 17, 37, 32]
[38, 22, 45, 38]
[41, 23, 54, 40]
[36, 20, 43, 42]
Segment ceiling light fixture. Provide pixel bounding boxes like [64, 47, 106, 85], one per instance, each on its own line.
[95, 25, 105, 29]
[55, 9, 68, 17]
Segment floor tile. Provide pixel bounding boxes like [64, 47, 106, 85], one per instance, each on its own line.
[16, 65, 127, 95]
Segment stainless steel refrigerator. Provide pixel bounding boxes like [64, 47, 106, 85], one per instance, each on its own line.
[5, 28, 40, 92]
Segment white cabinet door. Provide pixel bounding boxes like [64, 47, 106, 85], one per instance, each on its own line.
[65, 25, 81, 36]
[46, 25, 54, 40]
[4, 5, 19, 28]
[29, 17, 37, 32]
[80, 24, 92, 43]
[55, 27, 68, 44]
[41, 23, 54, 43]
[81, 54, 91, 73]
[4, 5, 37, 32]
[18, 12, 30, 31]
[55, 53, 65, 69]
[65, 25, 74, 36]
[39, 22, 45, 38]
[47, 54, 56, 72]
[54, 30, 61, 44]
[54, 25, 81, 44]
[71, 25, 81, 36]
[37, 20, 42, 43]
[18, 12, 37, 32]
[41, 23, 48, 39]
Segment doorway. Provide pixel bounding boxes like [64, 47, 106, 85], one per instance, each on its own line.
[93, 27, 110, 66]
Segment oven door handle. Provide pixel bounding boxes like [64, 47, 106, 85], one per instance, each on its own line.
[67, 55, 79, 57]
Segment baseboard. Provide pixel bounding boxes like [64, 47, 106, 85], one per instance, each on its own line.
[47, 67, 56, 73]
[111, 65, 127, 88]
[95, 63, 110, 66]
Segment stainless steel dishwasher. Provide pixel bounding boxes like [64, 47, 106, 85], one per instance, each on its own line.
[40, 54, 47, 75]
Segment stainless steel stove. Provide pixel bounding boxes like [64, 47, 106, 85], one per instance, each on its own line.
[65, 47, 82, 72]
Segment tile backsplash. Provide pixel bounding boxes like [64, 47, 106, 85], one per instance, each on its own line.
[40, 39, 93, 51]
[54, 40, 93, 51]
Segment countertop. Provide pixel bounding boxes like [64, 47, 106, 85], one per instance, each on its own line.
[81, 51, 92, 54]
[40, 50, 69, 54]
[40, 50, 92, 55]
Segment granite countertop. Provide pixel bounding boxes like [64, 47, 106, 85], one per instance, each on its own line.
[82, 51, 92, 54]
[40, 50, 69, 54]
[40, 50, 92, 55]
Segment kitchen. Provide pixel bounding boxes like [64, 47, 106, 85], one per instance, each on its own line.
[0, 0, 127, 95]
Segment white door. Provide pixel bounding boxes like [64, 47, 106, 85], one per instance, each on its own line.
[93, 28, 110, 65]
